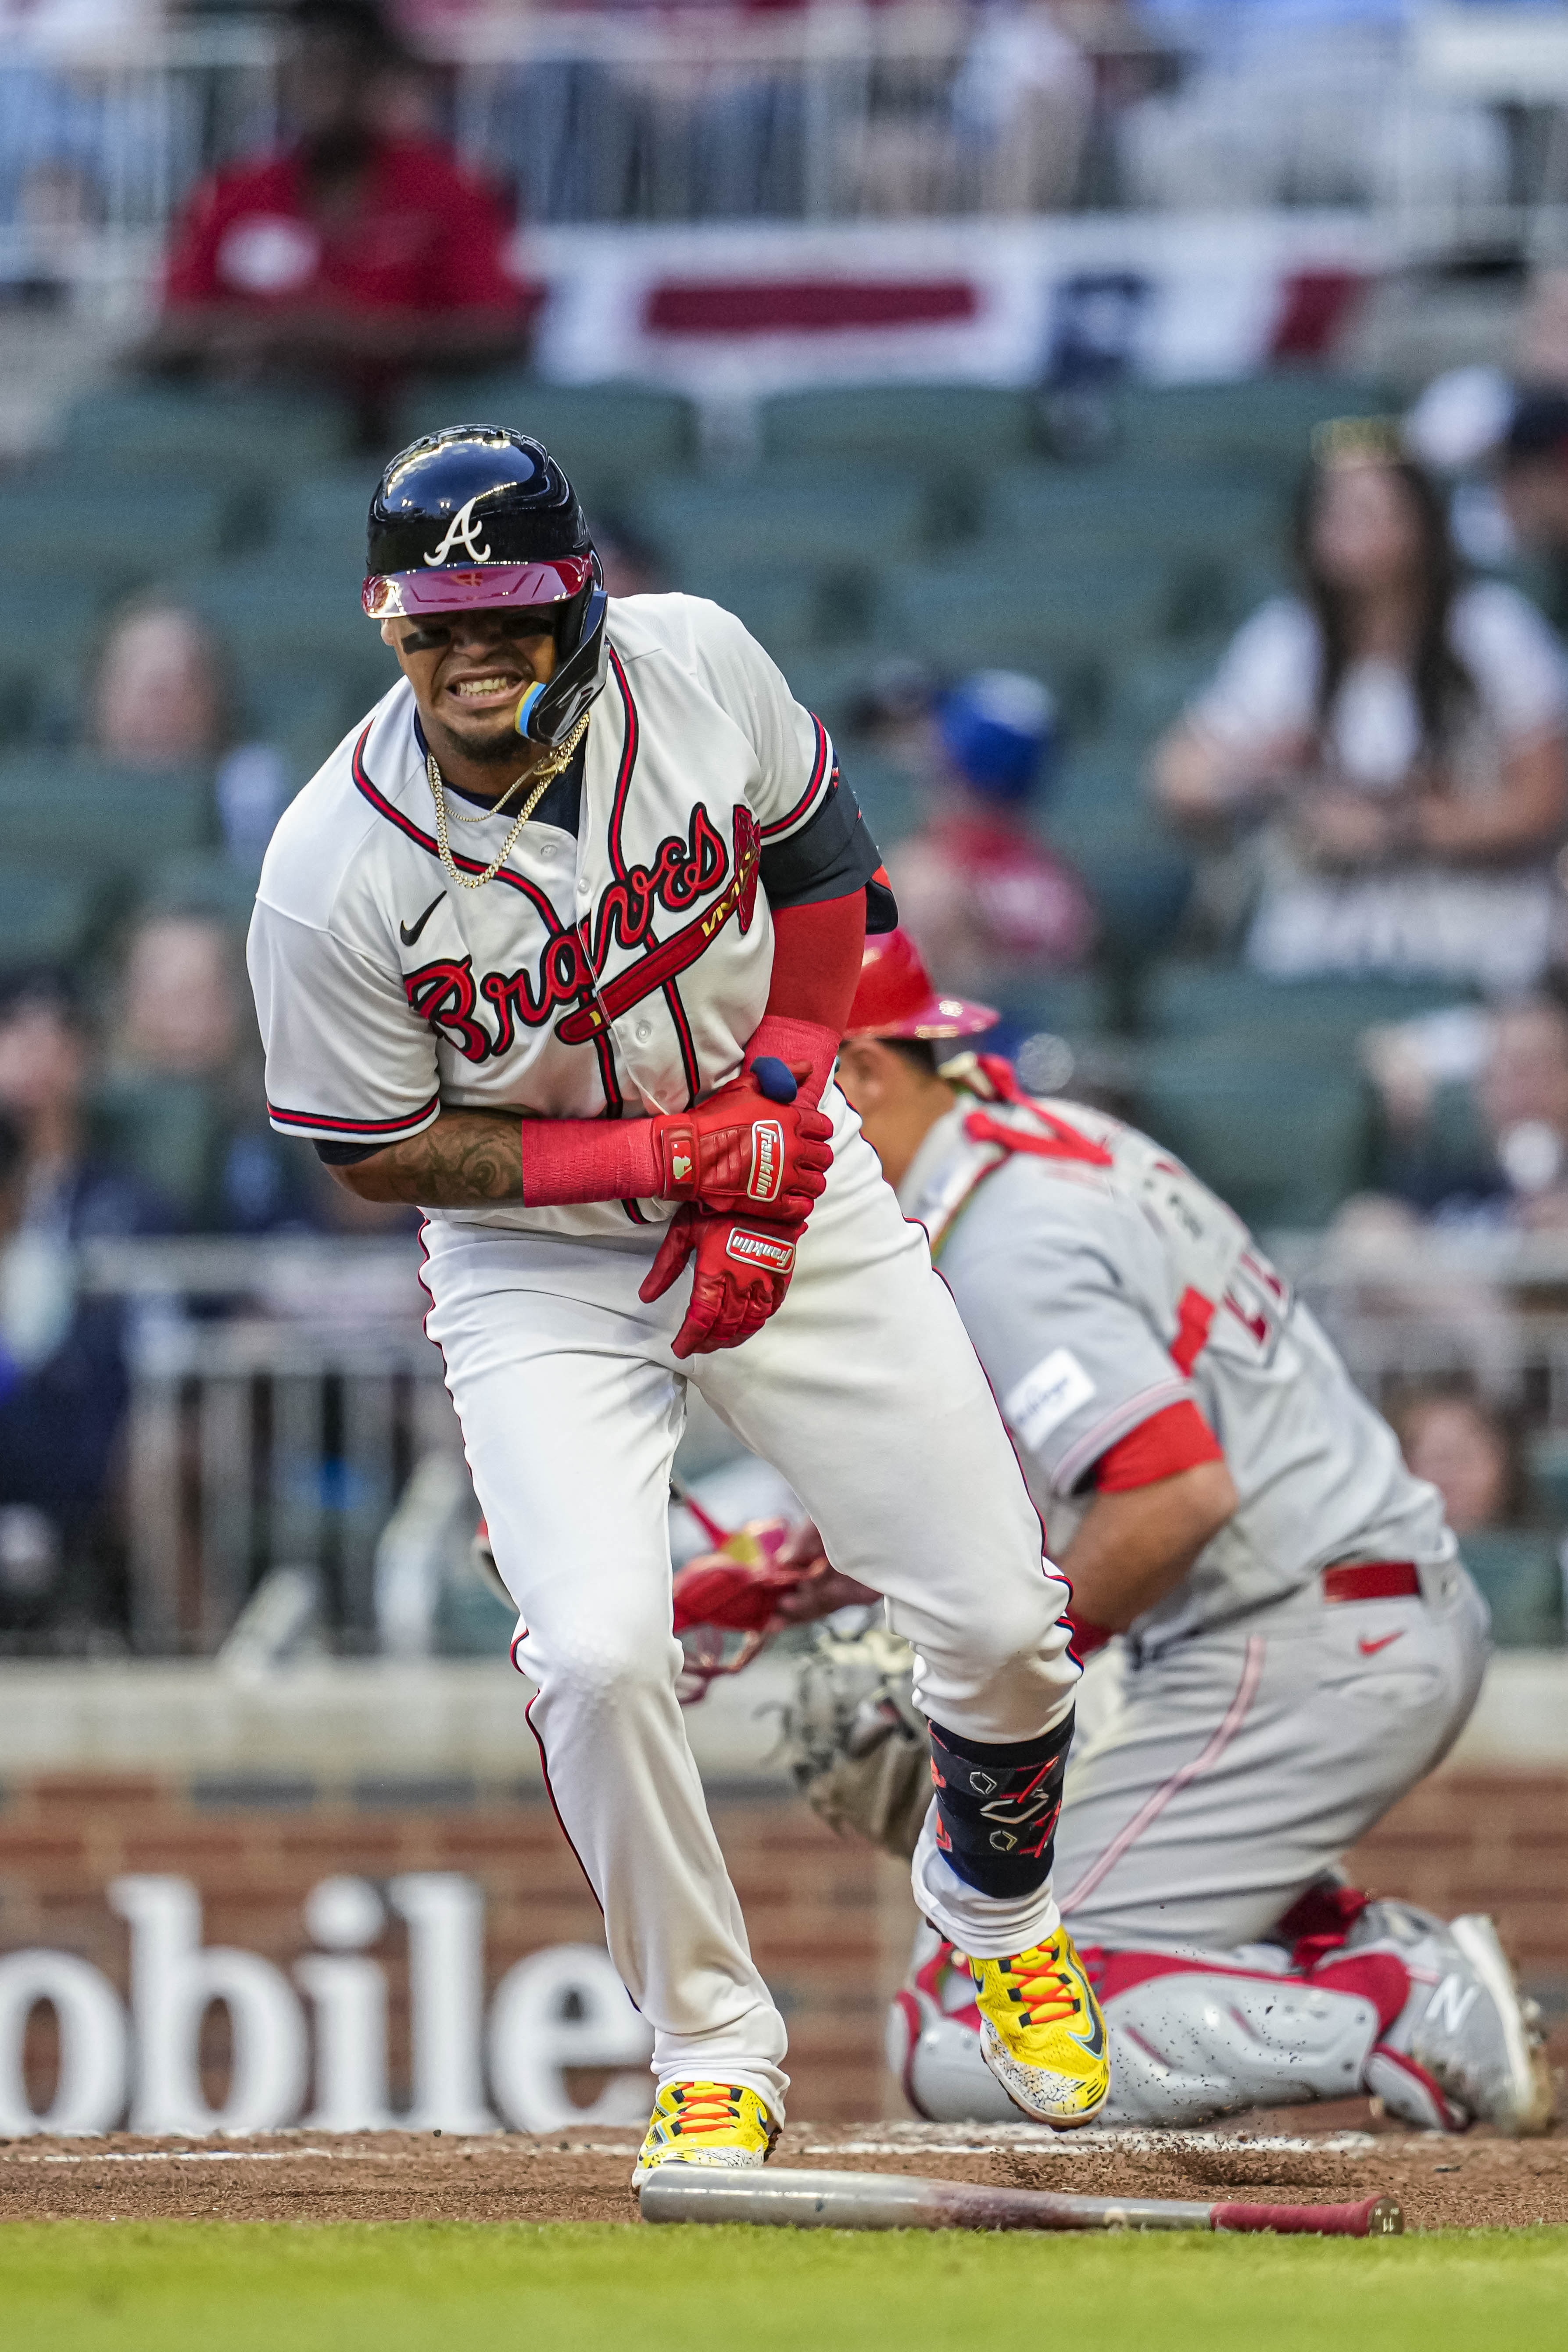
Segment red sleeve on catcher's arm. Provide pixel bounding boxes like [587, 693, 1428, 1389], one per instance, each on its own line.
[1094, 1400, 1224, 1493]
[751, 892, 866, 1105]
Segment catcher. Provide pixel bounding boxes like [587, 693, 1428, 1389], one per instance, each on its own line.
[674, 928, 1549, 2135]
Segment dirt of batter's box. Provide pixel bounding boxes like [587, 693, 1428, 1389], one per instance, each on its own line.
[1, 2121, 1566, 2232]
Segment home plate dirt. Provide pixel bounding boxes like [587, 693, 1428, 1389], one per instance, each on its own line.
[1, 2117, 1565, 2230]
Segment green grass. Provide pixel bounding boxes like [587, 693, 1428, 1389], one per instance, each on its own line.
[4, 2222, 1568, 2352]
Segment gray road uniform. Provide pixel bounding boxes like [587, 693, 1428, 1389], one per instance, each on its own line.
[890, 1071, 1492, 2127]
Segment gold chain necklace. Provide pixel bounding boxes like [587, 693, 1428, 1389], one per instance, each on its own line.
[426, 712, 590, 891]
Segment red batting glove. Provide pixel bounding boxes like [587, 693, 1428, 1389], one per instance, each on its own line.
[639, 1205, 802, 1359]
[649, 1060, 832, 1221]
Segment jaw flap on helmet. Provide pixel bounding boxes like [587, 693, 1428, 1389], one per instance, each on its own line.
[516, 574, 609, 748]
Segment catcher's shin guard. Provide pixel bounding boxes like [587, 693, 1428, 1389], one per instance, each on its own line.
[927, 1711, 1072, 1900]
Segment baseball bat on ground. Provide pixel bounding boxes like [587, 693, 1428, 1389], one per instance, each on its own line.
[639, 2165, 1402, 2238]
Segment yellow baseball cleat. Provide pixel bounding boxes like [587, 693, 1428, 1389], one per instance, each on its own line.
[631, 2080, 781, 2187]
[969, 1926, 1111, 2127]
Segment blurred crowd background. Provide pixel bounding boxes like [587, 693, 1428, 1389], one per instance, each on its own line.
[7, 0, 1568, 1661]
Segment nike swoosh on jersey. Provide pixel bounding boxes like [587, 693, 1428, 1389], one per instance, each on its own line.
[1358, 1631, 1405, 1657]
[400, 892, 445, 948]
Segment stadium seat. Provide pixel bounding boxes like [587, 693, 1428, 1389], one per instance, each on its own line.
[0, 864, 99, 964]
[1527, 1429, 1568, 1530]
[635, 463, 929, 578]
[1142, 962, 1479, 1043]
[1457, 1530, 1564, 1649]
[89, 1071, 229, 1225]
[1106, 641, 1229, 744]
[1110, 375, 1389, 476]
[662, 562, 826, 659]
[984, 464, 1284, 558]
[0, 474, 232, 586]
[1133, 1042, 1374, 1230]
[394, 379, 698, 507]
[833, 745, 919, 852]
[272, 465, 374, 556]
[776, 651, 888, 742]
[60, 386, 353, 501]
[881, 548, 1174, 653]
[1002, 970, 1114, 1043]
[1048, 806, 1194, 969]
[0, 578, 104, 743]
[183, 556, 392, 714]
[0, 754, 214, 871]
[759, 384, 1036, 473]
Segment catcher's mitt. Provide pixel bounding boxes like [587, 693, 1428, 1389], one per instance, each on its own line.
[777, 1620, 929, 1859]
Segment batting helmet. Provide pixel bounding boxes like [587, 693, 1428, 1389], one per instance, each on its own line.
[846, 928, 996, 1040]
[364, 424, 608, 748]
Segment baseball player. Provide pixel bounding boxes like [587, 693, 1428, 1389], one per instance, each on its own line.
[752, 923, 1548, 2135]
[247, 425, 1112, 2177]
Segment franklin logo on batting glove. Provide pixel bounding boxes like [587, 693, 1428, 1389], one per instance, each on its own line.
[748, 1121, 784, 1205]
[727, 1227, 796, 1273]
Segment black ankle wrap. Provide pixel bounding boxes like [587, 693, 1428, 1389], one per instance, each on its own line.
[928, 1711, 1074, 1901]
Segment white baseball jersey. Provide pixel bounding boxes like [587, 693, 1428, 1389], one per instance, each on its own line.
[898, 1084, 1457, 1650]
[248, 593, 852, 1240]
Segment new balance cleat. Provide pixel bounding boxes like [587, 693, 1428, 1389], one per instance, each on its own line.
[631, 2080, 781, 2187]
[970, 1925, 1111, 2126]
[1355, 1906, 1553, 2135]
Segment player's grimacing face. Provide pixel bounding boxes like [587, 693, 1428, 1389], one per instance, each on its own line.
[381, 606, 559, 763]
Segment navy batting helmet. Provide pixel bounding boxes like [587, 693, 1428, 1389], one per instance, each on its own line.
[364, 424, 609, 748]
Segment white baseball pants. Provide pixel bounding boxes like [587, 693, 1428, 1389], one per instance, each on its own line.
[420, 1093, 1076, 2117]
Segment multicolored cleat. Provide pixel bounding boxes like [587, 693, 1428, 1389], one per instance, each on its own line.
[969, 1925, 1111, 2126]
[631, 2080, 781, 2187]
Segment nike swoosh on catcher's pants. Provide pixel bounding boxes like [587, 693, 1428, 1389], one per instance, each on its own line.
[1357, 1632, 1405, 1657]
[400, 892, 444, 947]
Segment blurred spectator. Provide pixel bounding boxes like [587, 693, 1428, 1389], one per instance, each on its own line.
[1497, 392, 1568, 636]
[1153, 425, 1568, 993]
[147, 0, 536, 437]
[0, 1103, 138, 1638]
[886, 669, 1096, 999]
[1390, 1384, 1522, 1539]
[0, 969, 172, 1246]
[86, 595, 291, 865]
[845, 656, 942, 781]
[950, 2, 1094, 213]
[96, 912, 315, 1233]
[1391, 1378, 1565, 1644]
[1369, 996, 1568, 1231]
[593, 516, 669, 601]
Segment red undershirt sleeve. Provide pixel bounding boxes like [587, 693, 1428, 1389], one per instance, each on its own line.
[519, 891, 864, 1203]
[747, 891, 866, 1107]
[1093, 1399, 1225, 1493]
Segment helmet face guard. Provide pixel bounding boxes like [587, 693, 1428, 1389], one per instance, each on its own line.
[365, 425, 610, 748]
[363, 555, 594, 620]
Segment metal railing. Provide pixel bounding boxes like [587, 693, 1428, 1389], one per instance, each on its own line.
[4, 5, 1568, 294]
[1279, 1227, 1568, 1418]
[83, 1237, 459, 1655]
[70, 1225, 1568, 1655]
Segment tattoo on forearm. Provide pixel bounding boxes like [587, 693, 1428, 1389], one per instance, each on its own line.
[350, 1110, 525, 1205]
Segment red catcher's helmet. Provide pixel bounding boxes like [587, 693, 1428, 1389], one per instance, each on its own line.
[846, 928, 997, 1040]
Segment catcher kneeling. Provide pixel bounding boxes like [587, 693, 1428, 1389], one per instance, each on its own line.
[677, 928, 1551, 2137]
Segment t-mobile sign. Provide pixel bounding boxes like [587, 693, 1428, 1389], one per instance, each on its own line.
[0, 1874, 652, 2137]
